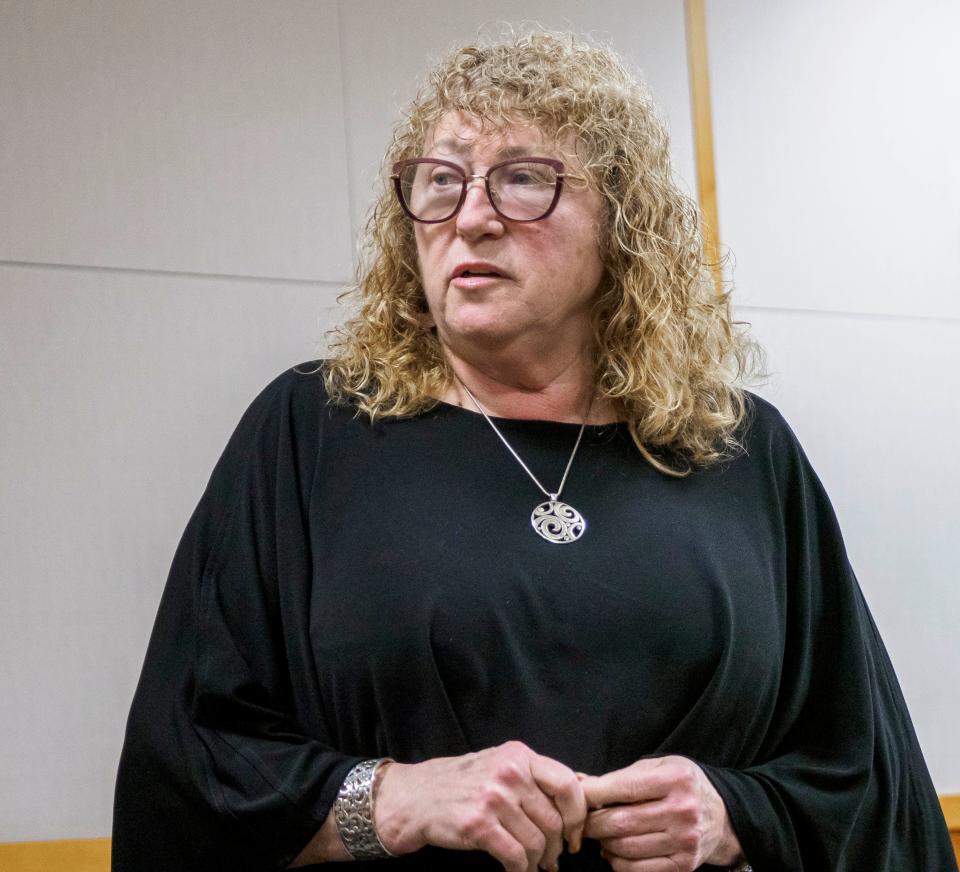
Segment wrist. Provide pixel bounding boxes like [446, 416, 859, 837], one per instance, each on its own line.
[711, 828, 748, 870]
[709, 830, 747, 868]
[704, 803, 746, 867]
[698, 769, 745, 868]
[334, 758, 397, 860]
[373, 760, 424, 855]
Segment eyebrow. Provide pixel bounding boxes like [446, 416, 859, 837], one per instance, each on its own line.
[427, 139, 547, 161]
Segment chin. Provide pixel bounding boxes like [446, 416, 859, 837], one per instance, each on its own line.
[441, 317, 516, 348]
[441, 307, 512, 338]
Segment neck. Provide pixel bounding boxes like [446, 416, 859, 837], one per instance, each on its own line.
[439, 345, 619, 424]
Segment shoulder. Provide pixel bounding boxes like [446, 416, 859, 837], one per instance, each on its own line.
[230, 360, 339, 443]
[249, 359, 329, 418]
[204, 362, 338, 494]
[712, 391, 811, 499]
[739, 390, 805, 464]
[736, 390, 836, 516]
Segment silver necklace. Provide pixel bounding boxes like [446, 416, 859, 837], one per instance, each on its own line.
[457, 378, 591, 544]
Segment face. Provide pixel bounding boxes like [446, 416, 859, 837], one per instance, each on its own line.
[413, 112, 605, 358]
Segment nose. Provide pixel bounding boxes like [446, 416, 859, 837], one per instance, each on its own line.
[455, 178, 504, 240]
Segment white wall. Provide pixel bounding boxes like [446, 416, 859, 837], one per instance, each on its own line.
[0, 0, 695, 840]
[0, 0, 956, 842]
[1, 0, 350, 839]
[707, 0, 960, 792]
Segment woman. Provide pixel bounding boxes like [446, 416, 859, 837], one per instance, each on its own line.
[113, 32, 956, 872]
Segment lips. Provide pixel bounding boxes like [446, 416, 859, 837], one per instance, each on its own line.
[451, 262, 509, 280]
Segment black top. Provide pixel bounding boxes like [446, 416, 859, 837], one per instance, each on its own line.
[112, 364, 956, 871]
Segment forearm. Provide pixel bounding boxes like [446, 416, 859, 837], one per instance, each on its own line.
[704, 768, 747, 867]
[288, 811, 352, 866]
[289, 759, 403, 867]
[708, 819, 747, 868]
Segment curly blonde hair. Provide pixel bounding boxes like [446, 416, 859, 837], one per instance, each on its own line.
[324, 30, 761, 475]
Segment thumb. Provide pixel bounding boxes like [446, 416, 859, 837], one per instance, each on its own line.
[580, 760, 662, 809]
[579, 771, 622, 809]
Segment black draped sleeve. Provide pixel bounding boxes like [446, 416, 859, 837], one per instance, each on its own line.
[694, 408, 956, 870]
[112, 368, 359, 871]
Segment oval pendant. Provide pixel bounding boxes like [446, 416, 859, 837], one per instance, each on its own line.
[531, 500, 586, 543]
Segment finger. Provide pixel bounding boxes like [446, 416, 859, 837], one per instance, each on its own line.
[599, 830, 672, 860]
[584, 802, 671, 840]
[474, 821, 533, 872]
[604, 854, 676, 872]
[498, 799, 551, 872]
[580, 760, 670, 809]
[519, 794, 564, 870]
[529, 754, 587, 853]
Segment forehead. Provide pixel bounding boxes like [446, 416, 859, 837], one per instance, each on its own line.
[423, 111, 569, 161]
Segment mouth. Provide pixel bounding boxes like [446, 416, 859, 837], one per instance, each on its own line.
[451, 262, 509, 281]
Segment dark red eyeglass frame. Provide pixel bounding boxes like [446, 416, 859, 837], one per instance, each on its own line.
[391, 157, 573, 224]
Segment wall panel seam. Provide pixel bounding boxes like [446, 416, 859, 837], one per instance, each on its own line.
[735, 303, 960, 326]
[0, 260, 347, 288]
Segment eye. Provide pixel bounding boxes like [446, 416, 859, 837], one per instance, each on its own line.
[503, 165, 553, 186]
[430, 169, 460, 187]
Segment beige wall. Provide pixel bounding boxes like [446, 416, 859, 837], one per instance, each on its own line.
[1, 0, 957, 841]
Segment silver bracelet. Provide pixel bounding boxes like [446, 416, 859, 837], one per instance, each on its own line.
[334, 758, 396, 860]
[729, 864, 752, 872]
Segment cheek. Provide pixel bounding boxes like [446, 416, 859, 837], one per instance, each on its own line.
[409, 232, 441, 321]
[545, 209, 602, 266]
[413, 232, 426, 275]
[414, 232, 448, 292]
[548, 232, 604, 295]
[574, 228, 605, 291]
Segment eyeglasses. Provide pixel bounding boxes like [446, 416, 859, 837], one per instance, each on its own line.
[392, 157, 585, 223]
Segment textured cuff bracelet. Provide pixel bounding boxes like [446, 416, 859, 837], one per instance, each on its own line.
[334, 758, 396, 860]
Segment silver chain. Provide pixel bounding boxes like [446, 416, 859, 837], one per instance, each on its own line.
[456, 377, 592, 501]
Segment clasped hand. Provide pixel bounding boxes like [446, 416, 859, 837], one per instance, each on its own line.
[579, 756, 742, 871]
[375, 744, 740, 872]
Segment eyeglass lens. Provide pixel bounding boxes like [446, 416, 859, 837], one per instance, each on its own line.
[398, 160, 559, 222]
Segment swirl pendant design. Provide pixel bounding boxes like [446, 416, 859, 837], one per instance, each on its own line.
[531, 499, 586, 543]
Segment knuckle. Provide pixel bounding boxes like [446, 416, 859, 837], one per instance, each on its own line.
[504, 843, 527, 870]
[555, 774, 584, 805]
[674, 798, 700, 824]
[461, 812, 489, 843]
[528, 830, 546, 854]
[609, 814, 632, 838]
[495, 759, 526, 787]
[544, 807, 563, 834]
[677, 769, 697, 791]
[481, 785, 510, 813]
